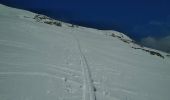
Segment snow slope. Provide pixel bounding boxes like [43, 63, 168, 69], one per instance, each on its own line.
[0, 4, 170, 100]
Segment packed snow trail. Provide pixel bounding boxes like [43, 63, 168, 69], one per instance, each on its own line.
[70, 32, 96, 100]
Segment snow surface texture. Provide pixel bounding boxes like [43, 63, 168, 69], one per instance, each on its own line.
[0, 4, 170, 100]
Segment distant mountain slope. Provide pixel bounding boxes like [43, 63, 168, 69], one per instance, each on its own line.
[0, 4, 170, 100]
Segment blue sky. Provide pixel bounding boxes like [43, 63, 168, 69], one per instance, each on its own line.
[0, 0, 170, 52]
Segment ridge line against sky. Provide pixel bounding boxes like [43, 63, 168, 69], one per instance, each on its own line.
[0, 0, 170, 53]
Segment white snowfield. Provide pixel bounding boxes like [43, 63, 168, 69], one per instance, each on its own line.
[0, 4, 170, 100]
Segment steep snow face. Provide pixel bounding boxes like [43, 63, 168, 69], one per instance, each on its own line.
[0, 4, 170, 100]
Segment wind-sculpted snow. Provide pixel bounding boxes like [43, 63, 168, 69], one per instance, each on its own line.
[0, 4, 170, 100]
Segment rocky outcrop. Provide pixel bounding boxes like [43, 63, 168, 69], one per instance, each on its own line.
[34, 14, 62, 26]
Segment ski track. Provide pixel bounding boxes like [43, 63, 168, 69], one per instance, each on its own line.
[70, 32, 96, 100]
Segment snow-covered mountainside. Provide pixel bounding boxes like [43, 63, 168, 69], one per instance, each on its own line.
[0, 4, 170, 100]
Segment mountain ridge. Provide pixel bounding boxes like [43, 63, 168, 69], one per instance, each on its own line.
[0, 4, 170, 100]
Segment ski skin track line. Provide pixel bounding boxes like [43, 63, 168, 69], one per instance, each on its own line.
[70, 31, 96, 100]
